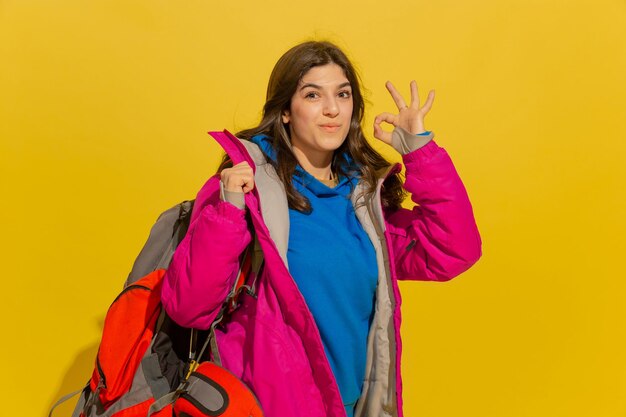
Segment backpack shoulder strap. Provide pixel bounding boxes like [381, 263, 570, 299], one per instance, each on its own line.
[125, 200, 194, 287]
[48, 386, 87, 417]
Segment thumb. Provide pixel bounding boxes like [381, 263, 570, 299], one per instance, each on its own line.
[373, 112, 397, 144]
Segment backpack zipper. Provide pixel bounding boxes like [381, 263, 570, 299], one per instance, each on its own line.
[110, 284, 151, 305]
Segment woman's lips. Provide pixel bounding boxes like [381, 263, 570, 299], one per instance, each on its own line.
[320, 124, 341, 132]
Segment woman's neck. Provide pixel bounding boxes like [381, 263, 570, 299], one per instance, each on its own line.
[292, 146, 334, 180]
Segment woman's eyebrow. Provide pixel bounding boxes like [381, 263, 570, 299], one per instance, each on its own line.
[298, 81, 352, 91]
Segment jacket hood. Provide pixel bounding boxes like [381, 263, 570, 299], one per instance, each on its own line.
[250, 134, 360, 197]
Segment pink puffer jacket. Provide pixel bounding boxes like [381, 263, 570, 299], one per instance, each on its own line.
[161, 129, 481, 417]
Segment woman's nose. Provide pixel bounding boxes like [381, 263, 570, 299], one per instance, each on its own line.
[323, 97, 339, 117]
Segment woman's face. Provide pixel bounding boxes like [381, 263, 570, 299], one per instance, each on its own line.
[282, 63, 353, 163]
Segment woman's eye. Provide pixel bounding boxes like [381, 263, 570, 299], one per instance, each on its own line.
[338, 90, 352, 98]
[305, 92, 319, 99]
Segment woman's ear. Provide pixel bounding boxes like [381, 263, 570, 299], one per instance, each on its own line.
[282, 110, 290, 124]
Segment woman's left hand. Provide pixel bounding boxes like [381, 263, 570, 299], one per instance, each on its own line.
[373, 80, 435, 145]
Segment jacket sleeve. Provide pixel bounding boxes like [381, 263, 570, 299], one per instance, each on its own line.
[161, 175, 252, 329]
[385, 137, 482, 281]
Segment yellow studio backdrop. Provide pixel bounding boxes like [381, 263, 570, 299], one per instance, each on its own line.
[1, 0, 625, 416]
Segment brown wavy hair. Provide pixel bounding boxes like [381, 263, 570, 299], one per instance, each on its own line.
[220, 40, 406, 213]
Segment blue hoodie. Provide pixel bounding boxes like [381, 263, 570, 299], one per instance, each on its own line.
[250, 135, 378, 417]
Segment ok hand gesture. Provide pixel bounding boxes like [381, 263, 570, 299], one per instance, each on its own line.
[373, 80, 435, 145]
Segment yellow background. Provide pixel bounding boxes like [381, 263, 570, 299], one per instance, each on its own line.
[1, 0, 625, 416]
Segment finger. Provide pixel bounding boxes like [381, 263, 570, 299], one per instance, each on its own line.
[373, 112, 397, 144]
[409, 80, 419, 109]
[420, 89, 435, 115]
[385, 81, 408, 111]
[232, 161, 253, 172]
[231, 165, 253, 176]
[373, 121, 392, 144]
[241, 178, 255, 193]
[234, 175, 255, 193]
[221, 168, 255, 193]
[229, 164, 254, 178]
[374, 112, 399, 127]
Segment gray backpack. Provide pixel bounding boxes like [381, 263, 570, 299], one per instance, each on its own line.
[50, 200, 196, 417]
[125, 200, 195, 287]
[51, 198, 262, 417]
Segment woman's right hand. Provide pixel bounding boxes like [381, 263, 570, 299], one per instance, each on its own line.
[220, 161, 255, 193]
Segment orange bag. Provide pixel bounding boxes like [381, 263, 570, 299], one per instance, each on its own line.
[172, 362, 263, 417]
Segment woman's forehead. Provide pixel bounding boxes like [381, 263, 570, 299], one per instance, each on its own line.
[299, 63, 350, 88]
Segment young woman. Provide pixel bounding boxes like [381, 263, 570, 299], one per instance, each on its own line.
[161, 41, 481, 417]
